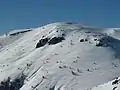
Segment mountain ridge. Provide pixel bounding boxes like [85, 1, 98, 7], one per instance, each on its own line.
[0, 22, 120, 90]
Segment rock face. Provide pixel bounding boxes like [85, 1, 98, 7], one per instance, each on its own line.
[48, 37, 65, 45]
[0, 74, 25, 90]
[36, 37, 65, 48]
[95, 41, 104, 47]
[36, 38, 49, 48]
[9, 30, 32, 36]
[80, 38, 88, 42]
[80, 39, 84, 42]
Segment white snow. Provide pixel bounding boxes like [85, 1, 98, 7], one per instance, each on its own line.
[0, 22, 120, 90]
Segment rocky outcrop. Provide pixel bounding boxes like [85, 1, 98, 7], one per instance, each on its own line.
[36, 38, 49, 48]
[36, 37, 65, 48]
[95, 41, 104, 47]
[48, 37, 65, 45]
[0, 74, 26, 90]
[80, 38, 88, 42]
[9, 30, 32, 36]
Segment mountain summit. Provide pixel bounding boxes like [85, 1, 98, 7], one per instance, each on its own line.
[0, 22, 120, 90]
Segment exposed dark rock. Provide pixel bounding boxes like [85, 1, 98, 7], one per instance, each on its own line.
[49, 85, 55, 90]
[71, 71, 80, 76]
[94, 39, 98, 41]
[80, 38, 88, 42]
[80, 39, 84, 42]
[42, 35, 45, 38]
[85, 31, 91, 33]
[87, 69, 92, 72]
[66, 22, 74, 24]
[36, 38, 49, 48]
[113, 87, 117, 90]
[9, 30, 32, 36]
[95, 42, 103, 47]
[0, 74, 26, 90]
[36, 36, 65, 48]
[48, 37, 65, 45]
[85, 39, 88, 41]
[62, 33, 65, 36]
[112, 79, 120, 85]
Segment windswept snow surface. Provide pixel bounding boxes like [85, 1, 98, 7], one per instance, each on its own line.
[0, 22, 120, 90]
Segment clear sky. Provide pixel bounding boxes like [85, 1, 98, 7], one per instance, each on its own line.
[0, 0, 120, 34]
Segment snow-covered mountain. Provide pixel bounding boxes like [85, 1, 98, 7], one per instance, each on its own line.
[0, 22, 120, 90]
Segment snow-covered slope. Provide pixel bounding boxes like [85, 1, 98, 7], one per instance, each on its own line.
[0, 22, 120, 90]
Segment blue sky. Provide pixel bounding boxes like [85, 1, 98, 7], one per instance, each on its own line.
[0, 0, 120, 34]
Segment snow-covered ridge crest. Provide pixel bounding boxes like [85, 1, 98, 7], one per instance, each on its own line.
[0, 22, 120, 90]
[7, 28, 33, 36]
